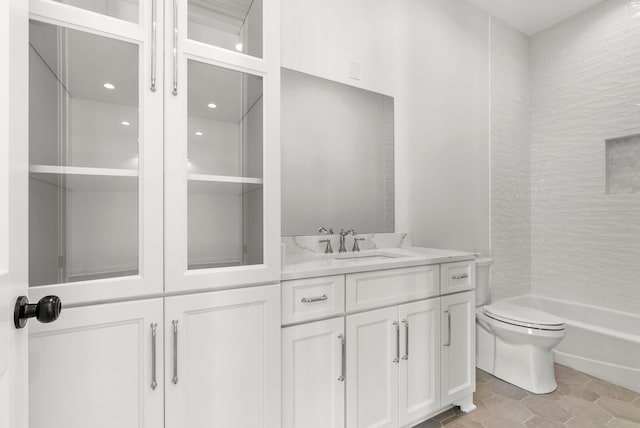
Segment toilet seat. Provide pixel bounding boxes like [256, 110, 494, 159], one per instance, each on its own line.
[483, 302, 565, 331]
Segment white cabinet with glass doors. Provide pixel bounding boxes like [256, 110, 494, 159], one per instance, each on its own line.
[27, 0, 280, 304]
[164, 0, 280, 293]
[27, 0, 164, 306]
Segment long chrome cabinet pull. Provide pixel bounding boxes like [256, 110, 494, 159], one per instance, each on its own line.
[172, 0, 178, 96]
[151, 322, 158, 390]
[444, 310, 451, 347]
[150, 0, 157, 92]
[401, 319, 409, 360]
[393, 322, 400, 363]
[337, 334, 345, 382]
[301, 294, 328, 304]
[172, 320, 179, 384]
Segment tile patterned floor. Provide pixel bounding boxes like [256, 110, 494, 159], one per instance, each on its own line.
[415, 364, 640, 428]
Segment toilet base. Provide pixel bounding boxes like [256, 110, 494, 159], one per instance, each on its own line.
[476, 314, 565, 394]
[492, 340, 558, 394]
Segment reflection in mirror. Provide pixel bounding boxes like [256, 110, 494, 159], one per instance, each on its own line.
[28, 20, 140, 286]
[188, 0, 263, 58]
[281, 68, 394, 236]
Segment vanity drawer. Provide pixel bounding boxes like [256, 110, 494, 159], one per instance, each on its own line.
[440, 261, 475, 294]
[345, 265, 440, 312]
[282, 275, 346, 324]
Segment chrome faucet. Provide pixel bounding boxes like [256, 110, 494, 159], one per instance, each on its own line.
[338, 229, 354, 253]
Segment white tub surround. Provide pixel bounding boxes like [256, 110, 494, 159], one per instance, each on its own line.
[281, 237, 478, 428]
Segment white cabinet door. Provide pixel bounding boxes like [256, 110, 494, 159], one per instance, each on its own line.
[441, 291, 475, 406]
[29, 299, 164, 428]
[398, 298, 441, 427]
[165, 284, 280, 428]
[163, 0, 281, 294]
[282, 317, 345, 428]
[346, 307, 398, 428]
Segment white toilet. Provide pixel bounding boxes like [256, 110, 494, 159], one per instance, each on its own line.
[475, 258, 566, 394]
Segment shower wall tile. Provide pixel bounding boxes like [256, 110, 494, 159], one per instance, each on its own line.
[490, 17, 532, 300]
[530, 0, 640, 314]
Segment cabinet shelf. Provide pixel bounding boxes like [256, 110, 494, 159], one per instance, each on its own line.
[187, 173, 263, 195]
[29, 165, 138, 191]
[187, 173, 263, 185]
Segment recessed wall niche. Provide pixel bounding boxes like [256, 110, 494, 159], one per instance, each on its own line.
[606, 134, 640, 195]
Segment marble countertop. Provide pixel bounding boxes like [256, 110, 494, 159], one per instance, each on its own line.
[281, 246, 476, 281]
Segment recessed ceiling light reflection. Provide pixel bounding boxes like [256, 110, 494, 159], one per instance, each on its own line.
[121, 121, 131, 126]
[207, 103, 217, 109]
[104, 83, 116, 90]
[235, 43, 243, 52]
[195, 131, 203, 136]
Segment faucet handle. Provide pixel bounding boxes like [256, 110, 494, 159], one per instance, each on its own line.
[353, 237, 365, 252]
[319, 239, 333, 254]
[339, 228, 353, 236]
[319, 227, 334, 235]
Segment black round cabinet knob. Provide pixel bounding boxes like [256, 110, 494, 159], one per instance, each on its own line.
[14, 295, 62, 329]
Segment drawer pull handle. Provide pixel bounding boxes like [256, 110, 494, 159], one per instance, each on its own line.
[451, 273, 469, 280]
[338, 334, 346, 382]
[301, 294, 328, 304]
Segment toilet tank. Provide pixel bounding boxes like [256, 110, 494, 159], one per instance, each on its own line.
[475, 258, 493, 307]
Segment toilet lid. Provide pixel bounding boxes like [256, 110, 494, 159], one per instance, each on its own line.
[483, 302, 565, 330]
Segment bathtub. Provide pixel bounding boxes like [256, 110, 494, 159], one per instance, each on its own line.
[500, 294, 640, 393]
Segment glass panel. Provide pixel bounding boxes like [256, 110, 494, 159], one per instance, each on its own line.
[29, 20, 140, 170]
[29, 174, 139, 286]
[29, 20, 140, 286]
[187, 181, 263, 269]
[188, 0, 263, 58]
[52, 0, 139, 23]
[187, 60, 263, 178]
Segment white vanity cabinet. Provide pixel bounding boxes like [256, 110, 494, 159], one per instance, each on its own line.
[165, 285, 281, 428]
[441, 290, 476, 408]
[282, 317, 345, 428]
[282, 260, 476, 428]
[29, 299, 164, 428]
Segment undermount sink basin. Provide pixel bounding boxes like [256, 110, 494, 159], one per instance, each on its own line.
[331, 253, 401, 262]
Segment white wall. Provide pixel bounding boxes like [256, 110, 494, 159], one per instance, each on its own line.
[281, 0, 492, 255]
[530, 0, 640, 314]
[489, 17, 531, 300]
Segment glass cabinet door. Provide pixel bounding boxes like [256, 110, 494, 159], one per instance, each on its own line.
[186, 61, 264, 270]
[165, 0, 279, 292]
[187, 0, 263, 58]
[28, 1, 163, 305]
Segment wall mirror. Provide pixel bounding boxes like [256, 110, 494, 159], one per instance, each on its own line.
[281, 68, 395, 236]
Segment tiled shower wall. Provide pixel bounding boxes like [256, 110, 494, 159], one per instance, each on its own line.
[490, 17, 531, 301]
[530, 0, 640, 313]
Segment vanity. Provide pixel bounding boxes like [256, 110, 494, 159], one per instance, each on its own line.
[280, 234, 477, 428]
